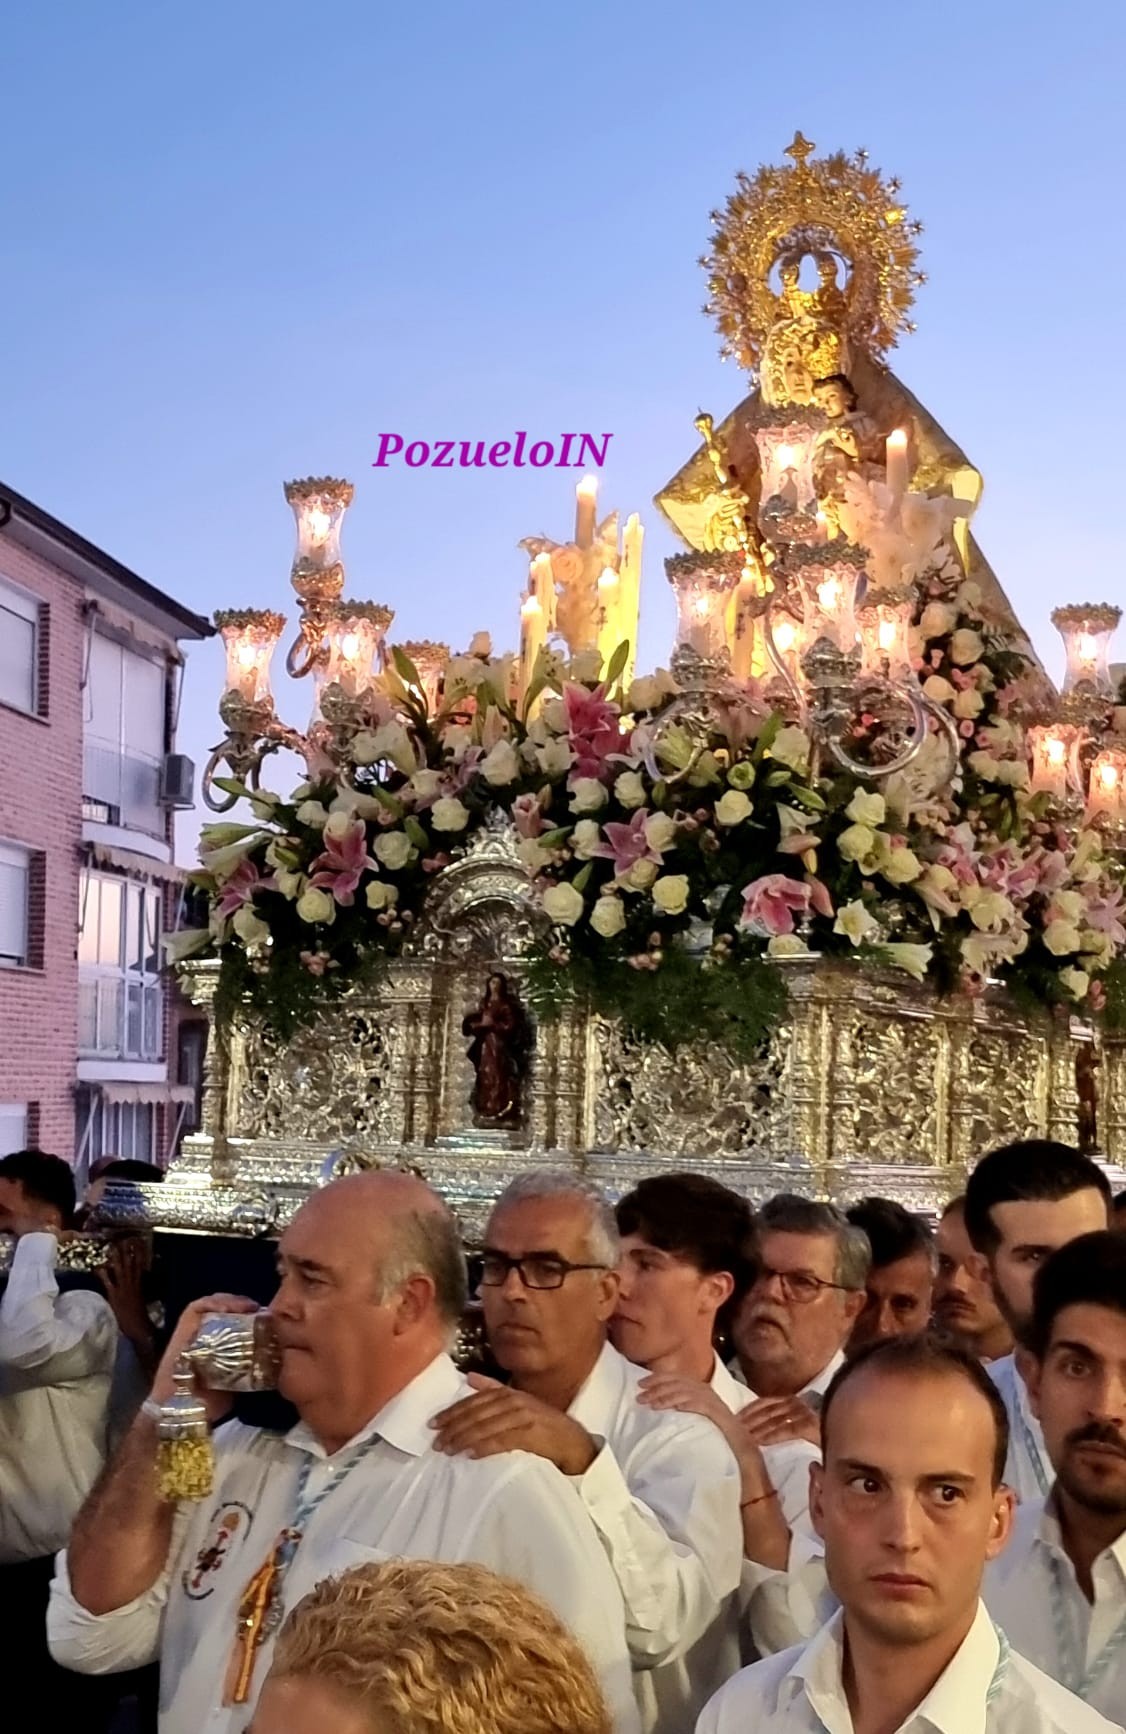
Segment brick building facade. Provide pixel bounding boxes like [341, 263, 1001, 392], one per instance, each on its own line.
[0, 483, 210, 1169]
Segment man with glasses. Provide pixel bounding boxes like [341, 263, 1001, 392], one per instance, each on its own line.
[432, 1170, 743, 1734]
[730, 1196, 870, 1448]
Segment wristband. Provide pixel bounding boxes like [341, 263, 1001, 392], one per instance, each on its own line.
[740, 1487, 780, 1510]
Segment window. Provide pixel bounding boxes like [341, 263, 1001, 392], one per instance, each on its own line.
[84, 634, 168, 834]
[78, 1093, 156, 1165]
[0, 843, 31, 967]
[0, 577, 44, 715]
[0, 1104, 28, 1157]
[78, 871, 164, 1058]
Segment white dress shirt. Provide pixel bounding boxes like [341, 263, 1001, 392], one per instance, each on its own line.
[567, 1342, 743, 1733]
[696, 1598, 1121, 1733]
[729, 1347, 845, 1410]
[985, 1492, 1126, 1723]
[0, 1231, 117, 1563]
[48, 1352, 640, 1734]
[989, 1353, 1052, 1501]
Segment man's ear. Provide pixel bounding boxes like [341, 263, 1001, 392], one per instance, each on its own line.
[810, 1461, 826, 1541]
[842, 1287, 867, 1328]
[596, 1267, 621, 1323]
[704, 1270, 735, 1315]
[986, 1485, 1016, 1562]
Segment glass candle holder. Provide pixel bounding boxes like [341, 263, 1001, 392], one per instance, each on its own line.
[665, 556, 741, 659]
[1027, 722, 1080, 801]
[323, 602, 394, 699]
[796, 560, 863, 654]
[214, 609, 286, 704]
[284, 476, 354, 583]
[755, 423, 819, 536]
[1051, 603, 1122, 697]
[860, 597, 915, 680]
[1087, 746, 1126, 824]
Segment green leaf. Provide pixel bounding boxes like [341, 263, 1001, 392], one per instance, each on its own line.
[573, 862, 593, 892]
[404, 816, 429, 851]
[754, 713, 783, 756]
[763, 768, 792, 787]
[211, 776, 251, 800]
[604, 639, 631, 689]
[391, 645, 424, 691]
[368, 787, 405, 819]
[787, 784, 827, 812]
[539, 825, 573, 849]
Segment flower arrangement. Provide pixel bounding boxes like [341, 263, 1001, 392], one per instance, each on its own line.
[177, 572, 1126, 1053]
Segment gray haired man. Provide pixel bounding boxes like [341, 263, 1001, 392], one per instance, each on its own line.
[730, 1196, 871, 1447]
[432, 1170, 743, 1734]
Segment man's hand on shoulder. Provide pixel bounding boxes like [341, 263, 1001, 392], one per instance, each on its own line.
[430, 1374, 598, 1476]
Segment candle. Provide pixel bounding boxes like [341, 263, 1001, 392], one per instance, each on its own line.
[1087, 748, 1126, 823]
[885, 428, 909, 499]
[519, 593, 547, 702]
[575, 475, 599, 549]
[531, 553, 555, 619]
[596, 566, 622, 672]
[617, 512, 644, 686]
[1027, 724, 1076, 801]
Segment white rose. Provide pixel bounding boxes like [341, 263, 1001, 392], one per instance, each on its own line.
[536, 739, 574, 777]
[296, 888, 335, 924]
[769, 726, 811, 774]
[517, 837, 552, 874]
[1059, 966, 1090, 1001]
[431, 796, 470, 833]
[482, 740, 521, 787]
[845, 789, 886, 827]
[767, 935, 811, 959]
[614, 771, 648, 810]
[275, 870, 305, 900]
[626, 671, 677, 712]
[949, 628, 985, 667]
[922, 675, 956, 705]
[953, 688, 984, 720]
[834, 900, 879, 946]
[644, 812, 677, 852]
[570, 777, 609, 815]
[374, 831, 412, 871]
[838, 822, 878, 863]
[295, 801, 330, 828]
[715, 789, 753, 827]
[919, 602, 957, 639]
[1043, 918, 1082, 956]
[233, 907, 270, 946]
[409, 769, 444, 801]
[543, 882, 585, 926]
[882, 844, 923, 886]
[572, 819, 603, 860]
[625, 859, 659, 891]
[651, 874, 689, 916]
[541, 697, 568, 733]
[1051, 890, 1084, 923]
[365, 880, 399, 910]
[322, 809, 357, 844]
[590, 896, 627, 938]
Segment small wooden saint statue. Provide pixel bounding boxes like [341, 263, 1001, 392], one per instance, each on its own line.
[463, 972, 531, 1128]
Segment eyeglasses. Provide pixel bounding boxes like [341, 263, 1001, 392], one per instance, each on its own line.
[750, 1264, 860, 1305]
[479, 1252, 611, 1291]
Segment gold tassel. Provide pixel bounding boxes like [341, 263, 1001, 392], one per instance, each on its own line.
[155, 1356, 215, 1503]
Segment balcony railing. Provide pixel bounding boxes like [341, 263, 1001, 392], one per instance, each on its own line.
[83, 742, 163, 837]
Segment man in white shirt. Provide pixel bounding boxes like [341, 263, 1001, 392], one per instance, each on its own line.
[729, 1195, 870, 1447]
[697, 1334, 1117, 1734]
[0, 1148, 118, 1721]
[964, 1140, 1111, 1500]
[985, 1230, 1126, 1722]
[933, 1195, 1013, 1363]
[48, 1171, 640, 1734]
[431, 1170, 743, 1734]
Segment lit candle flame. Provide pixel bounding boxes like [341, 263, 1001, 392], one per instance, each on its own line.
[236, 642, 257, 669]
[306, 507, 332, 544]
[1046, 735, 1068, 765]
[886, 428, 908, 454]
[598, 566, 619, 591]
[774, 621, 797, 653]
[878, 618, 898, 651]
[1096, 762, 1120, 790]
[576, 475, 599, 501]
[817, 576, 842, 612]
[776, 443, 795, 470]
[521, 594, 543, 619]
[1078, 632, 1099, 663]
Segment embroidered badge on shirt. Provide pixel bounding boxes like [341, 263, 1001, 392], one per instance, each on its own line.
[183, 1502, 254, 1600]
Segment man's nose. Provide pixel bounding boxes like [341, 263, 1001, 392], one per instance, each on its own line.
[880, 1489, 925, 1553]
[873, 1300, 900, 1339]
[499, 1263, 528, 1300]
[271, 1277, 301, 1321]
[1087, 1367, 1126, 1425]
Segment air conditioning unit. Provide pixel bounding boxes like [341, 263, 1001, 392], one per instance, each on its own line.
[159, 753, 196, 810]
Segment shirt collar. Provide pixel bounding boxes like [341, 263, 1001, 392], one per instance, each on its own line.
[780, 1601, 1000, 1734]
[567, 1339, 631, 1430]
[710, 1352, 753, 1405]
[802, 1348, 846, 1403]
[1036, 1489, 1126, 1577]
[285, 1352, 465, 1461]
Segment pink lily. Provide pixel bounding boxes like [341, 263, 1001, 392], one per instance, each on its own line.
[564, 682, 627, 778]
[512, 791, 548, 839]
[215, 857, 276, 919]
[592, 808, 662, 878]
[309, 818, 378, 907]
[739, 873, 833, 936]
[1084, 886, 1126, 948]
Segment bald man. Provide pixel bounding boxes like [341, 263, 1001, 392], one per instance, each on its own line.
[48, 1173, 640, 1734]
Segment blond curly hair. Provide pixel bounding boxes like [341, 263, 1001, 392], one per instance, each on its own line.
[268, 1557, 613, 1734]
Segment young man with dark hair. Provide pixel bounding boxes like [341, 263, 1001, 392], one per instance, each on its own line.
[933, 1195, 1013, 1364]
[964, 1140, 1111, 1500]
[844, 1198, 936, 1354]
[984, 1232, 1126, 1722]
[697, 1336, 1115, 1733]
[0, 1150, 118, 1720]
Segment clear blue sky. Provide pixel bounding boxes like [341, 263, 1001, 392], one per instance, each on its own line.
[3, 1, 1123, 857]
